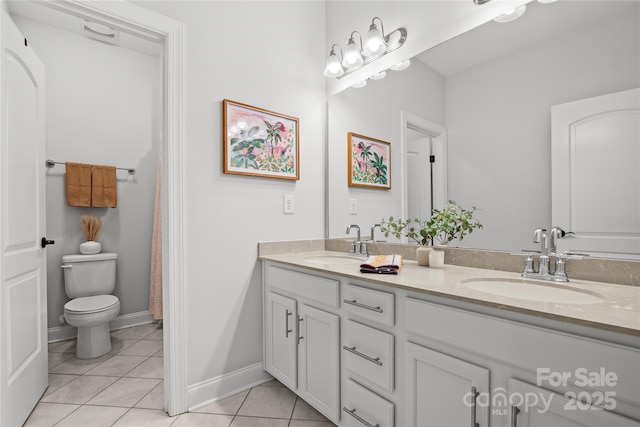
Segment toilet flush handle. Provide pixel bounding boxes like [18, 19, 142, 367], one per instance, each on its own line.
[61, 264, 72, 269]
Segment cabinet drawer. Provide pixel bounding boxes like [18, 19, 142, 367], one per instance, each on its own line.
[266, 265, 339, 307]
[344, 320, 394, 392]
[343, 379, 394, 427]
[343, 284, 394, 326]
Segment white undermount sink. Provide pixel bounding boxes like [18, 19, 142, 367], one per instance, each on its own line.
[461, 278, 606, 305]
[303, 255, 362, 265]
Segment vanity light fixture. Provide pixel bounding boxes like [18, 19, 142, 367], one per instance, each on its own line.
[537, 0, 558, 3]
[323, 16, 407, 79]
[369, 70, 387, 80]
[493, 5, 527, 23]
[473, 0, 492, 4]
[352, 80, 368, 89]
[390, 59, 411, 71]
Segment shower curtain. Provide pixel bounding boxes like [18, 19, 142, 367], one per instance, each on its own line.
[149, 148, 163, 320]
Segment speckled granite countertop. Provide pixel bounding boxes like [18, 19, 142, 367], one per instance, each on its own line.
[259, 250, 640, 337]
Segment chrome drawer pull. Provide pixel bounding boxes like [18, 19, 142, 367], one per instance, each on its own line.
[343, 407, 379, 427]
[343, 345, 382, 366]
[510, 405, 520, 427]
[343, 299, 383, 313]
[471, 386, 480, 427]
[285, 310, 292, 337]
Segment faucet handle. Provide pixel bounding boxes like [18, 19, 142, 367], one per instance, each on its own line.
[555, 251, 588, 260]
[523, 254, 535, 274]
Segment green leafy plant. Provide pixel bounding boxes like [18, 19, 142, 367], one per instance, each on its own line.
[380, 216, 432, 245]
[381, 200, 483, 245]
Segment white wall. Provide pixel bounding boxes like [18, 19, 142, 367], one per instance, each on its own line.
[12, 17, 161, 330]
[328, 59, 444, 238]
[132, 1, 327, 405]
[446, 5, 640, 252]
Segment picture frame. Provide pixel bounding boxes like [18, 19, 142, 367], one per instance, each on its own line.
[348, 132, 391, 189]
[223, 99, 300, 180]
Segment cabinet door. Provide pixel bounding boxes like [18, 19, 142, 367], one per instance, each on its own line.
[405, 342, 490, 427]
[508, 379, 638, 427]
[265, 292, 297, 390]
[299, 303, 340, 422]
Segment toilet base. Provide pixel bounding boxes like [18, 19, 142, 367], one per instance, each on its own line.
[76, 323, 112, 359]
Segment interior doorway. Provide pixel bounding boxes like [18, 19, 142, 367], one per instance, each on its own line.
[401, 111, 448, 223]
[2, 0, 186, 417]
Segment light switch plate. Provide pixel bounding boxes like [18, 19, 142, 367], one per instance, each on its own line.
[349, 198, 357, 215]
[284, 194, 295, 214]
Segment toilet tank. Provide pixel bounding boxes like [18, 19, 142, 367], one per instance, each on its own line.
[62, 253, 117, 299]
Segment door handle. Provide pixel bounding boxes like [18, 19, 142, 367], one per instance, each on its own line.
[41, 237, 55, 248]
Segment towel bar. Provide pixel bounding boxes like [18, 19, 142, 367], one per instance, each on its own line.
[45, 159, 136, 175]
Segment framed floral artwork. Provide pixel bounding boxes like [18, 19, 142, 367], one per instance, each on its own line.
[348, 132, 391, 189]
[223, 99, 300, 180]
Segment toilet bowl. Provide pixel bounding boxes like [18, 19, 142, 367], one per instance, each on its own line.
[64, 295, 120, 358]
[62, 252, 120, 359]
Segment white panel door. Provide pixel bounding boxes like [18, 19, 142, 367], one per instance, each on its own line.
[298, 303, 340, 422]
[405, 342, 490, 427]
[265, 292, 297, 390]
[0, 9, 48, 427]
[552, 88, 640, 259]
[406, 129, 433, 221]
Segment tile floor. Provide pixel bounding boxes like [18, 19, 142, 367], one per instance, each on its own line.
[25, 324, 336, 427]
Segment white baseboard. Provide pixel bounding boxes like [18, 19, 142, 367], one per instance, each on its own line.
[187, 362, 272, 411]
[48, 310, 154, 343]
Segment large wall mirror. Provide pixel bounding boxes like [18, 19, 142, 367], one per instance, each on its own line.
[327, 0, 639, 259]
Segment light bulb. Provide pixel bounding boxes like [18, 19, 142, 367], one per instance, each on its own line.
[390, 59, 410, 71]
[323, 50, 344, 77]
[494, 5, 526, 23]
[342, 38, 363, 68]
[364, 23, 386, 56]
[369, 70, 387, 80]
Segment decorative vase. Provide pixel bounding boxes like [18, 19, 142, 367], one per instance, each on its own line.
[416, 246, 434, 266]
[79, 241, 101, 255]
[429, 249, 445, 268]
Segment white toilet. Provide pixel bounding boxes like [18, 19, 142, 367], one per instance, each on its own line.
[62, 252, 121, 359]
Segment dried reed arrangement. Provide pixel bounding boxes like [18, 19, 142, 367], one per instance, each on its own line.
[80, 215, 102, 242]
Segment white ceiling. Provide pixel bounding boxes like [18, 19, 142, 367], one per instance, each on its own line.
[417, 0, 637, 76]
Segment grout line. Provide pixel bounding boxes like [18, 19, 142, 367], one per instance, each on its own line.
[229, 386, 253, 426]
[111, 406, 132, 427]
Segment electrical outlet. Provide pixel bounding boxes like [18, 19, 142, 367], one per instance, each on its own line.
[284, 194, 295, 214]
[349, 198, 357, 215]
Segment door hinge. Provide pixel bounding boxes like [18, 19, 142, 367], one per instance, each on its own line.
[430, 155, 435, 163]
[24, 38, 28, 47]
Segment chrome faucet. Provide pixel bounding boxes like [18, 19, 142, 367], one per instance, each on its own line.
[522, 226, 585, 282]
[533, 228, 550, 276]
[346, 224, 367, 255]
[371, 224, 382, 243]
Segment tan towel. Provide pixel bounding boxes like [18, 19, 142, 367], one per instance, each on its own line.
[65, 162, 92, 207]
[91, 165, 117, 208]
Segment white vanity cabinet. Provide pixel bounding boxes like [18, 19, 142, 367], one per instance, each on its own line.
[263, 264, 341, 422]
[262, 258, 640, 427]
[404, 297, 640, 427]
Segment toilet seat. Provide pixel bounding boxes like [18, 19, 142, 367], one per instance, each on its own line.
[64, 295, 119, 314]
